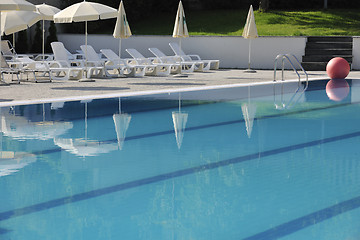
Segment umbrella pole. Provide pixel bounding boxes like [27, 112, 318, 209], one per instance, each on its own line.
[248, 40, 251, 69]
[42, 19, 45, 63]
[119, 38, 121, 58]
[85, 20, 88, 68]
[244, 39, 256, 73]
[13, 33, 15, 49]
[85, 102, 87, 142]
[79, 21, 94, 82]
[118, 97, 121, 113]
[0, 12, 2, 83]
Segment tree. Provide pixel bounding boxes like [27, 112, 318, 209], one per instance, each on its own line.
[259, 0, 269, 12]
[16, 30, 28, 53]
[31, 22, 42, 53]
[45, 22, 58, 53]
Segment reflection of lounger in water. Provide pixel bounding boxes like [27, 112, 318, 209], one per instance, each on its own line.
[0, 152, 36, 177]
[1, 114, 73, 140]
[54, 138, 118, 157]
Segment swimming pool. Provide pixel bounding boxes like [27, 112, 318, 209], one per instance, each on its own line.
[1, 79, 360, 239]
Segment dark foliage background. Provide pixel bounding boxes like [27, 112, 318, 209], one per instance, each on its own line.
[59, 0, 359, 34]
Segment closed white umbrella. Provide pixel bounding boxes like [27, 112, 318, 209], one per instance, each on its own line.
[113, 0, 131, 58]
[172, 1, 188, 48]
[0, 0, 36, 84]
[242, 5, 258, 73]
[36, 3, 61, 62]
[54, 1, 117, 77]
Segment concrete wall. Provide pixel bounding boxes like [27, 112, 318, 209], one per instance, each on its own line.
[58, 34, 306, 69]
[353, 37, 360, 70]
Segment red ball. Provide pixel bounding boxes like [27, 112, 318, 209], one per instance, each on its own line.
[326, 79, 350, 102]
[326, 57, 350, 79]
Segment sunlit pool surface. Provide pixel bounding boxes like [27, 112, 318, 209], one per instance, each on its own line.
[1, 79, 360, 239]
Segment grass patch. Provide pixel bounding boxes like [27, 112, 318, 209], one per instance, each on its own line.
[130, 9, 360, 36]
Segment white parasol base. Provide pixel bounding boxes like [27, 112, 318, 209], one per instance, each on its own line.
[79, 78, 95, 82]
[173, 73, 188, 78]
[244, 69, 257, 73]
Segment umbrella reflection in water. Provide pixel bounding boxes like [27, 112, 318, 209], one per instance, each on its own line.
[241, 86, 257, 138]
[54, 99, 117, 158]
[172, 93, 188, 149]
[113, 97, 131, 150]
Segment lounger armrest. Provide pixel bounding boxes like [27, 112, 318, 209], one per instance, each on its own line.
[34, 54, 54, 61]
[69, 59, 85, 67]
[3, 55, 15, 61]
[126, 58, 140, 65]
[48, 60, 69, 68]
[84, 60, 104, 67]
[187, 54, 202, 61]
[16, 54, 34, 59]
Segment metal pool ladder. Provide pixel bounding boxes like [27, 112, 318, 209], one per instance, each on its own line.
[273, 54, 309, 110]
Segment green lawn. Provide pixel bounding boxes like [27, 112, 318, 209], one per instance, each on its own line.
[130, 9, 360, 36]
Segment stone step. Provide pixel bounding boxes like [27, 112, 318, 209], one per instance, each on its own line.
[306, 42, 352, 49]
[302, 62, 352, 71]
[301, 62, 328, 71]
[307, 36, 353, 43]
[305, 48, 352, 56]
[302, 55, 353, 63]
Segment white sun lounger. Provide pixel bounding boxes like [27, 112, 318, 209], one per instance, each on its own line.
[125, 48, 172, 76]
[148, 47, 198, 73]
[0, 55, 20, 84]
[100, 49, 146, 77]
[169, 42, 220, 70]
[49, 42, 84, 80]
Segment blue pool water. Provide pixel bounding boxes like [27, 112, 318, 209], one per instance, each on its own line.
[1, 79, 360, 239]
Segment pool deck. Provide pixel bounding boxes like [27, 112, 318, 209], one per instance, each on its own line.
[0, 69, 358, 106]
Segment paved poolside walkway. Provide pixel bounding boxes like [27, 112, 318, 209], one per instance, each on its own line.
[0, 69, 358, 106]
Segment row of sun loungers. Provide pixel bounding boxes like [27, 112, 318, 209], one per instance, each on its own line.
[0, 40, 220, 82]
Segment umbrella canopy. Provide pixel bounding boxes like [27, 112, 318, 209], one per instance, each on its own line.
[0, 10, 41, 36]
[242, 5, 258, 72]
[54, 1, 117, 23]
[113, 0, 131, 58]
[242, 5, 258, 39]
[36, 3, 61, 62]
[0, 0, 36, 84]
[54, 1, 117, 76]
[172, 1, 188, 38]
[113, 113, 131, 150]
[36, 3, 60, 21]
[0, 0, 36, 11]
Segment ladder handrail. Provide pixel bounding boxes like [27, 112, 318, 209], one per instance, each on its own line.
[274, 53, 308, 89]
[273, 54, 308, 110]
